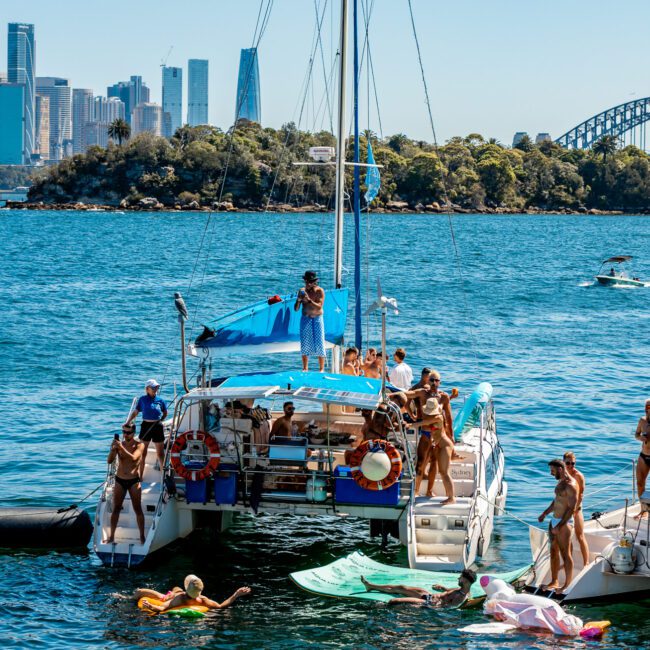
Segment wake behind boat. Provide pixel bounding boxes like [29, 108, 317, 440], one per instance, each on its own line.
[595, 255, 645, 287]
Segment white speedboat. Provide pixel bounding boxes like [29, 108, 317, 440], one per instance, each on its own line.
[526, 499, 650, 602]
[595, 255, 645, 287]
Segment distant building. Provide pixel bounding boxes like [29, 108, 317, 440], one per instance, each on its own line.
[512, 132, 529, 147]
[36, 77, 72, 161]
[188, 59, 208, 126]
[0, 84, 25, 164]
[535, 132, 552, 144]
[107, 76, 150, 124]
[0, 72, 6, 83]
[93, 96, 125, 123]
[35, 94, 50, 159]
[7, 23, 35, 163]
[235, 47, 261, 123]
[162, 66, 183, 137]
[132, 102, 163, 136]
[72, 88, 94, 154]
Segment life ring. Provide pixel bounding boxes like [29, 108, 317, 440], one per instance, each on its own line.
[170, 430, 220, 481]
[348, 439, 402, 490]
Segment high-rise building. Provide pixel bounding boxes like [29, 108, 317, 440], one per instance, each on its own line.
[94, 96, 125, 124]
[162, 66, 182, 137]
[0, 84, 25, 164]
[36, 77, 71, 161]
[7, 23, 35, 163]
[535, 132, 552, 144]
[235, 48, 261, 123]
[0, 72, 7, 83]
[512, 132, 529, 148]
[107, 76, 150, 124]
[132, 102, 163, 136]
[34, 94, 50, 159]
[188, 59, 208, 126]
[72, 88, 94, 154]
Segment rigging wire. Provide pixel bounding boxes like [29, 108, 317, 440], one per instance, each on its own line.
[406, 0, 480, 377]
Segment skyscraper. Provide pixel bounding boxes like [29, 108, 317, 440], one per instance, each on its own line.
[162, 66, 182, 137]
[107, 76, 150, 124]
[188, 59, 208, 126]
[0, 84, 25, 164]
[35, 77, 71, 161]
[34, 94, 50, 159]
[7, 23, 35, 163]
[93, 96, 125, 124]
[72, 88, 94, 154]
[132, 103, 163, 136]
[235, 48, 261, 124]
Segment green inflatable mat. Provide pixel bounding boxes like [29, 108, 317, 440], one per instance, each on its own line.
[290, 551, 531, 603]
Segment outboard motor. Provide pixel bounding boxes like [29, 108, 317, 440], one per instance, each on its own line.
[608, 532, 636, 574]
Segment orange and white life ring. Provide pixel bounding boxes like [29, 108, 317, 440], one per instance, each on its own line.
[348, 439, 402, 490]
[170, 430, 220, 481]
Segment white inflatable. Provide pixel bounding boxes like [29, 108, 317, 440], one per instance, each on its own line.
[481, 576, 583, 636]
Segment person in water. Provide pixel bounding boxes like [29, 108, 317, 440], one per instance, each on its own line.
[538, 459, 578, 593]
[105, 423, 145, 544]
[124, 378, 168, 477]
[360, 569, 476, 607]
[137, 574, 251, 612]
[635, 398, 650, 519]
[563, 451, 590, 565]
[294, 270, 326, 372]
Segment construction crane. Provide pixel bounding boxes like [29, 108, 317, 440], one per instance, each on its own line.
[160, 46, 174, 67]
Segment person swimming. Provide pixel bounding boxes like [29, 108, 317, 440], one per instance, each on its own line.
[136, 574, 251, 612]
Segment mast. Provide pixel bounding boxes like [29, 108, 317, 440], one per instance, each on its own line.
[333, 0, 348, 290]
[332, 0, 349, 372]
[352, 0, 362, 351]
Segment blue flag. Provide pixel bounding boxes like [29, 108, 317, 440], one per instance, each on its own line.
[364, 141, 381, 205]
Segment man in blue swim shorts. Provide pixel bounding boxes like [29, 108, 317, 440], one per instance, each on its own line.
[538, 459, 578, 594]
[294, 270, 326, 372]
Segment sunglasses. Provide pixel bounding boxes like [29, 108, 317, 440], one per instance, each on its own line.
[565, 461, 575, 466]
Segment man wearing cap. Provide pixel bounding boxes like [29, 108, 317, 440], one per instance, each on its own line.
[125, 379, 168, 477]
[294, 270, 326, 372]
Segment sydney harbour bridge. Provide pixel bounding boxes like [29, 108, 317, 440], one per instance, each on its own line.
[555, 97, 650, 150]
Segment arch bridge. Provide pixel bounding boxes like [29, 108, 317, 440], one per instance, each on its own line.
[555, 97, 650, 149]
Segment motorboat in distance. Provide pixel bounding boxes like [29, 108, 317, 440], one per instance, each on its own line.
[595, 256, 645, 287]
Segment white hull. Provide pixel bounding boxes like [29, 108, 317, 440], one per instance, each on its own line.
[527, 502, 650, 602]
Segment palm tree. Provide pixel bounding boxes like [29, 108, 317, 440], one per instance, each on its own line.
[593, 135, 618, 162]
[108, 118, 131, 146]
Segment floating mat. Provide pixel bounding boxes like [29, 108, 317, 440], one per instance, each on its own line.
[459, 622, 517, 634]
[289, 551, 532, 603]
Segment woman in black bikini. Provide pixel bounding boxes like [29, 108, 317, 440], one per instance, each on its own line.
[635, 399, 650, 517]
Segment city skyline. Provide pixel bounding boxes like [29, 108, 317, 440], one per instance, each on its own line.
[2, 0, 650, 144]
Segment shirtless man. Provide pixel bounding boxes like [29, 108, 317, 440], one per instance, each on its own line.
[105, 423, 146, 544]
[270, 402, 296, 439]
[418, 398, 455, 504]
[538, 459, 578, 593]
[138, 574, 251, 613]
[635, 399, 650, 518]
[294, 270, 326, 372]
[563, 451, 589, 565]
[361, 348, 380, 378]
[360, 569, 476, 607]
[342, 347, 359, 376]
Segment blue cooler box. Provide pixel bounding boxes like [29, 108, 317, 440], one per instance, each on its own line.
[214, 464, 238, 505]
[333, 466, 400, 506]
[184, 460, 208, 504]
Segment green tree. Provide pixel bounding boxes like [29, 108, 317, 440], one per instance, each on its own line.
[514, 134, 534, 152]
[107, 118, 131, 146]
[593, 135, 618, 162]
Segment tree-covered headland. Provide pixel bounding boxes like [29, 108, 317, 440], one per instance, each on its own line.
[23, 123, 650, 212]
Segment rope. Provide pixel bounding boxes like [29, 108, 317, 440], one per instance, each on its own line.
[406, 0, 480, 377]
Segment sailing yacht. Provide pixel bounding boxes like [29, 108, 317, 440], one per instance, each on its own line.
[93, 0, 507, 570]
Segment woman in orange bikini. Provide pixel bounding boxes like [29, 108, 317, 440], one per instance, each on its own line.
[420, 398, 455, 505]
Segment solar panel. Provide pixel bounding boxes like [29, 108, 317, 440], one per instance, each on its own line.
[293, 386, 381, 409]
[184, 386, 280, 401]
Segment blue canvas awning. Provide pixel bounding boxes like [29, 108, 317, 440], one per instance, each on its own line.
[195, 288, 349, 355]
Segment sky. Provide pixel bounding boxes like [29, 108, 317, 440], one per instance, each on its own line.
[2, 0, 650, 145]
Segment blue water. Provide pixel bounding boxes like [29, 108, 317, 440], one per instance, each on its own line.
[1, 210, 649, 649]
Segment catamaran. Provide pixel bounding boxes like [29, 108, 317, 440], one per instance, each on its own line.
[93, 0, 507, 570]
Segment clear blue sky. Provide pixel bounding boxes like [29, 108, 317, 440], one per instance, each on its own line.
[2, 0, 649, 144]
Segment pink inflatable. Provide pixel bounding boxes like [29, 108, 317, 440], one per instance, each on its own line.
[480, 576, 583, 636]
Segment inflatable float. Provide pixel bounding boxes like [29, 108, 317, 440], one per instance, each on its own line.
[137, 597, 208, 618]
[0, 506, 93, 548]
[480, 577, 610, 638]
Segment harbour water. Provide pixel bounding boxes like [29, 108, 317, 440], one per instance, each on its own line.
[1, 209, 649, 649]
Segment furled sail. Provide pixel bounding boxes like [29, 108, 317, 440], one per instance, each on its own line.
[195, 288, 349, 354]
